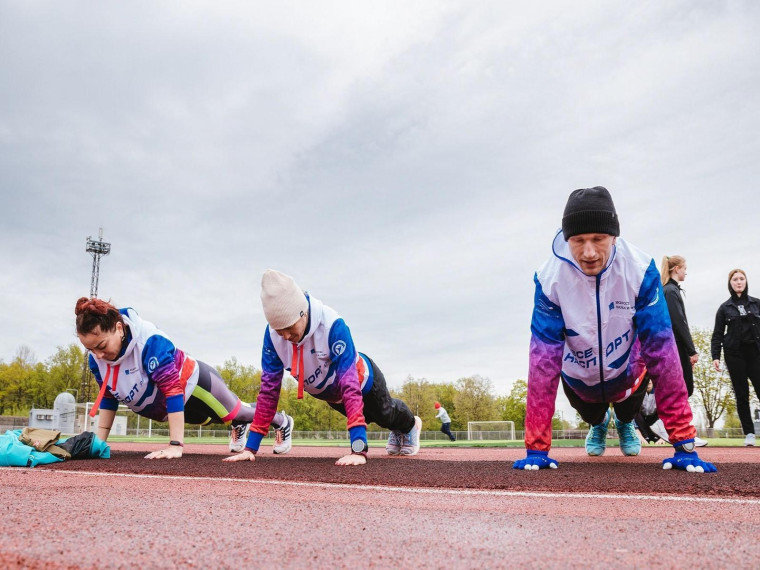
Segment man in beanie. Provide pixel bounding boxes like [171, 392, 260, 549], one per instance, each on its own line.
[434, 402, 456, 441]
[513, 187, 716, 473]
[224, 269, 422, 466]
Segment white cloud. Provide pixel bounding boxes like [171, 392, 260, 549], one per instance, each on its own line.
[1, 1, 759, 430]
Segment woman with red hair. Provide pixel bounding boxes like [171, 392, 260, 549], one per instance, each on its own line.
[75, 297, 293, 459]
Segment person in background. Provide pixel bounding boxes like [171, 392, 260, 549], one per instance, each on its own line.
[711, 269, 760, 446]
[514, 186, 715, 473]
[75, 297, 293, 458]
[434, 402, 456, 441]
[224, 269, 422, 466]
[660, 255, 699, 395]
[660, 255, 707, 446]
[633, 379, 669, 445]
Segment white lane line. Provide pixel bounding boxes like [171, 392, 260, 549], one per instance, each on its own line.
[7, 467, 760, 505]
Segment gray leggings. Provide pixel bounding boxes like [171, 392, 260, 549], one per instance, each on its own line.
[184, 361, 256, 427]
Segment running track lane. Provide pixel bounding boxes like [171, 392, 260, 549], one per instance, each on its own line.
[0, 445, 758, 569]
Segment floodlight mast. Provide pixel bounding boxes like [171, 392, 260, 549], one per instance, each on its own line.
[80, 228, 111, 404]
[86, 227, 111, 298]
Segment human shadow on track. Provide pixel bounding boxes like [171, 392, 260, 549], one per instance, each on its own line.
[40, 452, 759, 498]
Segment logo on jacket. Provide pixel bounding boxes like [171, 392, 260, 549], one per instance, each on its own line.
[331, 340, 347, 356]
[148, 357, 159, 372]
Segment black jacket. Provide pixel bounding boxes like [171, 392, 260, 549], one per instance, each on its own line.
[663, 279, 696, 355]
[711, 290, 760, 360]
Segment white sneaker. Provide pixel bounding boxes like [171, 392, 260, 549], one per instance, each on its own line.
[694, 436, 708, 447]
[229, 423, 249, 453]
[273, 411, 293, 454]
[744, 433, 756, 446]
[399, 416, 422, 456]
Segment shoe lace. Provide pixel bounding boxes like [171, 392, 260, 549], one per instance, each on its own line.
[388, 431, 401, 446]
[274, 417, 290, 446]
[619, 421, 636, 441]
[231, 424, 246, 442]
[589, 424, 606, 445]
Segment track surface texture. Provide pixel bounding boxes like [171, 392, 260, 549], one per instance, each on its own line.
[1, 443, 758, 569]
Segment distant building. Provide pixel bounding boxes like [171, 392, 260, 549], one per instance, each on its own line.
[29, 392, 77, 434]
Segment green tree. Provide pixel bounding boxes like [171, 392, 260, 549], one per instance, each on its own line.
[691, 328, 735, 429]
[41, 344, 87, 406]
[0, 348, 37, 414]
[497, 378, 527, 429]
[393, 376, 444, 431]
[453, 375, 498, 424]
[216, 357, 261, 404]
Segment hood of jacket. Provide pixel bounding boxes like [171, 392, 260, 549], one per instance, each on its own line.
[294, 293, 323, 347]
[107, 309, 143, 366]
[551, 229, 617, 278]
[729, 272, 749, 301]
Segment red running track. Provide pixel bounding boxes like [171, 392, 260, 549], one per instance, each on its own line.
[1, 443, 758, 569]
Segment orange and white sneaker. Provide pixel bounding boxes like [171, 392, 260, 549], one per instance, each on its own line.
[273, 411, 293, 454]
[229, 423, 250, 453]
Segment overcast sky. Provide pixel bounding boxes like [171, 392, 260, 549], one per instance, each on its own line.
[1, 2, 759, 419]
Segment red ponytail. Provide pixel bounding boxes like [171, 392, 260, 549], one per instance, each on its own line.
[75, 297, 123, 334]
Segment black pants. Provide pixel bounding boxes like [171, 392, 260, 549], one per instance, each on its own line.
[562, 375, 649, 426]
[634, 412, 661, 443]
[676, 342, 694, 397]
[724, 344, 760, 435]
[327, 356, 415, 433]
[440, 422, 455, 441]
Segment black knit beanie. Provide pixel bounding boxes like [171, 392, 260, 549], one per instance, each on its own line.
[562, 186, 620, 240]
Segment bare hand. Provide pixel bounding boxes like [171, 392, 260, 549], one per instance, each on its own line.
[690, 354, 699, 367]
[222, 450, 256, 462]
[335, 453, 367, 466]
[145, 446, 183, 459]
[713, 359, 721, 372]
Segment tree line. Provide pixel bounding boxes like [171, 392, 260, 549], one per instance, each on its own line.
[0, 327, 752, 431]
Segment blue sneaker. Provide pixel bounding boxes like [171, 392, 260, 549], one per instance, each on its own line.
[615, 417, 641, 456]
[585, 409, 611, 456]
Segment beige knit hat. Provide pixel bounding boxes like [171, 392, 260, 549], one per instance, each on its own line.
[260, 269, 308, 329]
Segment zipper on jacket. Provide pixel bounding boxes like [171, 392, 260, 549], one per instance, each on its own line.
[595, 274, 606, 402]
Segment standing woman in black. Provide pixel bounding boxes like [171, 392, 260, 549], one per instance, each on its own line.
[711, 269, 760, 446]
[661, 255, 699, 396]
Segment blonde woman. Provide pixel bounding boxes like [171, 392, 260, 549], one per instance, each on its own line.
[660, 255, 699, 396]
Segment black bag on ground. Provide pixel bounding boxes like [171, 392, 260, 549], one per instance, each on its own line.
[58, 431, 96, 459]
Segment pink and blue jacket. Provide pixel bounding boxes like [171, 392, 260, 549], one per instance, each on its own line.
[526, 232, 695, 452]
[245, 294, 373, 452]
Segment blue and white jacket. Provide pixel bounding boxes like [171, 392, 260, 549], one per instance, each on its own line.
[89, 308, 199, 421]
[246, 294, 373, 451]
[526, 232, 695, 451]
